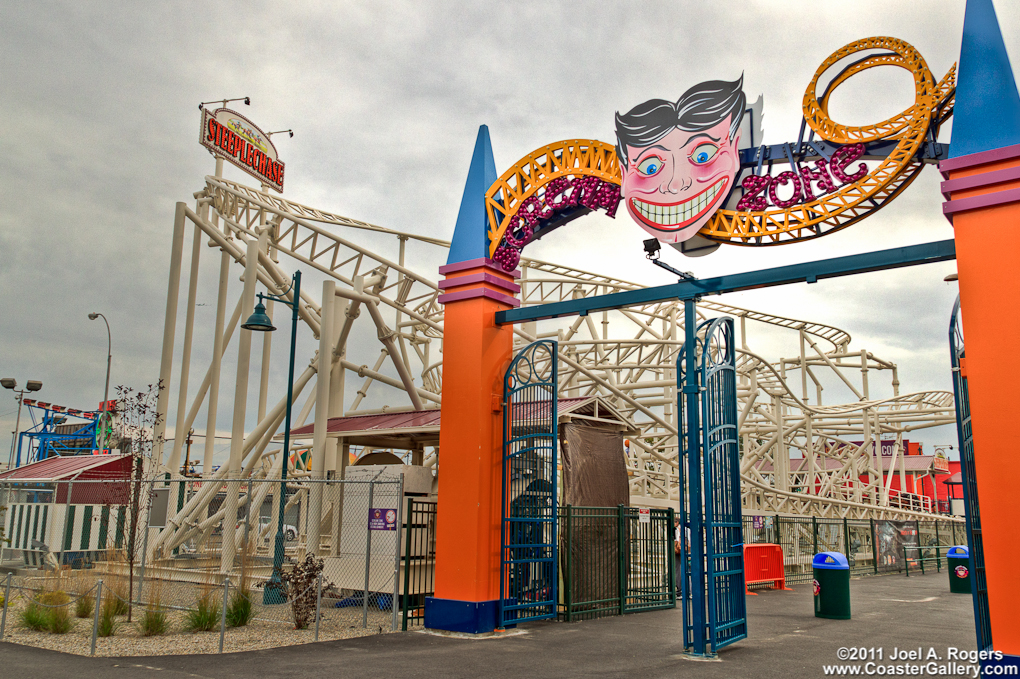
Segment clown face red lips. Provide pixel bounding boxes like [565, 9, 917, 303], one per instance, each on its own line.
[629, 177, 728, 232]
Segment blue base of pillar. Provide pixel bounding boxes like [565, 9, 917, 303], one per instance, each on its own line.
[424, 597, 502, 634]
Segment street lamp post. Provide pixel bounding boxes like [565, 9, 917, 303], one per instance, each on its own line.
[88, 312, 112, 414]
[241, 270, 301, 604]
[2, 378, 43, 469]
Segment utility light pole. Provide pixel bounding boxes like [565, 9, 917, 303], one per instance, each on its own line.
[88, 312, 113, 451]
[2, 378, 42, 469]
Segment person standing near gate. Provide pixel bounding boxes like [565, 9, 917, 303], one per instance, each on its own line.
[674, 517, 690, 595]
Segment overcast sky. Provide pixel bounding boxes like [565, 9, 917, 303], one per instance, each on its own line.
[3, 1, 1017, 466]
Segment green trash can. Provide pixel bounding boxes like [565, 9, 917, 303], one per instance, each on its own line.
[948, 545, 972, 594]
[813, 552, 851, 620]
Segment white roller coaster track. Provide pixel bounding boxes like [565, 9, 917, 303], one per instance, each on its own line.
[146, 175, 960, 563]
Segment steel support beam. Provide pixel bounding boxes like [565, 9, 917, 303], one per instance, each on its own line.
[496, 240, 956, 325]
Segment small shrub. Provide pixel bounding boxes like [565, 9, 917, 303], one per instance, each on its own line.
[20, 602, 48, 631]
[263, 554, 328, 630]
[138, 602, 169, 636]
[106, 589, 129, 616]
[36, 590, 69, 606]
[185, 592, 221, 632]
[47, 606, 74, 634]
[28, 591, 74, 634]
[228, 547, 256, 628]
[226, 589, 255, 627]
[98, 598, 119, 637]
[70, 567, 97, 618]
[75, 592, 95, 619]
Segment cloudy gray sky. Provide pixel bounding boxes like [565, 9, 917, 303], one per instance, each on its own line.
[3, 1, 1016, 466]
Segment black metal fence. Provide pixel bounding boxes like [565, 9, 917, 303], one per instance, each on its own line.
[400, 499, 436, 630]
[558, 505, 675, 622]
[386, 503, 968, 631]
[742, 515, 967, 584]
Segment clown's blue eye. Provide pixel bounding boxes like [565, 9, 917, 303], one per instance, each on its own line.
[637, 156, 664, 176]
[690, 142, 718, 165]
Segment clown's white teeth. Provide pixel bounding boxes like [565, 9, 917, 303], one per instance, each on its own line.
[633, 178, 726, 225]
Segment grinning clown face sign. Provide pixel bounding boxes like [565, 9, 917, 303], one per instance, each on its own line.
[615, 77, 746, 244]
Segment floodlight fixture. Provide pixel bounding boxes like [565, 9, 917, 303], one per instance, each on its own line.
[1, 378, 15, 390]
[643, 238, 661, 259]
[26, 381, 42, 392]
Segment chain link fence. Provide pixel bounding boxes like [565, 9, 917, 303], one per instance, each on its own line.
[0, 476, 424, 654]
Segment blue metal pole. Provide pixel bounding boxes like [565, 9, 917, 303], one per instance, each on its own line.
[684, 299, 707, 656]
[264, 270, 301, 604]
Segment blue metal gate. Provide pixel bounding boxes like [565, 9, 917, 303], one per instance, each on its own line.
[500, 340, 558, 627]
[678, 308, 746, 655]
[950, 297, 992, 651]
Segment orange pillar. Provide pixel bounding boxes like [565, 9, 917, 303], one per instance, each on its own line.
[942, 143, 1020, 656]
[424, 259, 520, 633]
[939, 0, 1020, 663]
[423, 124, 522, 633]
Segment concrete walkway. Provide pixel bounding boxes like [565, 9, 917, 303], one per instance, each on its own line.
[0, 571, 978, 678]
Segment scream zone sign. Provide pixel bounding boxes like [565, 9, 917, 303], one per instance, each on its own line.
[200, 108, 285, 192]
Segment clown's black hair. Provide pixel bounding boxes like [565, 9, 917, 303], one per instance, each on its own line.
[615, 76, 746, 169]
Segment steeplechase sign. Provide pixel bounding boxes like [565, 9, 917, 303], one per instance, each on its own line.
[200, 108, 285, 192]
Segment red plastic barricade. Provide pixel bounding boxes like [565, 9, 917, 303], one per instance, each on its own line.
[743, 543, 792, 595]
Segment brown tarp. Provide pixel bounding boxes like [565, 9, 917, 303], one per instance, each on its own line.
[561, 421, 629, 612]
[561, 421, 629, 507]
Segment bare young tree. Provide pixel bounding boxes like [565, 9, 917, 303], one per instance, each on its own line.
[112, 380, 164, 621]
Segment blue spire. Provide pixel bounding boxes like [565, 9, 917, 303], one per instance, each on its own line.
[949, 0, 1020, 158]
[447, 125, 497, 265]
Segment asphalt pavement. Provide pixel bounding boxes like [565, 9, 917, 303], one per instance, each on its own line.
[0, 571, 978, 679]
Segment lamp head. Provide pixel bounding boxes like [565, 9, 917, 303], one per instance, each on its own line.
[643, 238, 661, 259]
[88, 313, 99, 320]
[1, 378, 15, 390]
[26, 380, 42, 392]
[241, 301, 276, 332]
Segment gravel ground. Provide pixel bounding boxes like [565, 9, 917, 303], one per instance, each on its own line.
[0, 589, 401, 657]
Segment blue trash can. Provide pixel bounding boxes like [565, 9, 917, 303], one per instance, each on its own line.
[947, 545, 972, 594]
[813, 552, 850, 620]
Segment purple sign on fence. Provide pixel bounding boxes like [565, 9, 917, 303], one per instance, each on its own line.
[368, 508, 397, 531]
